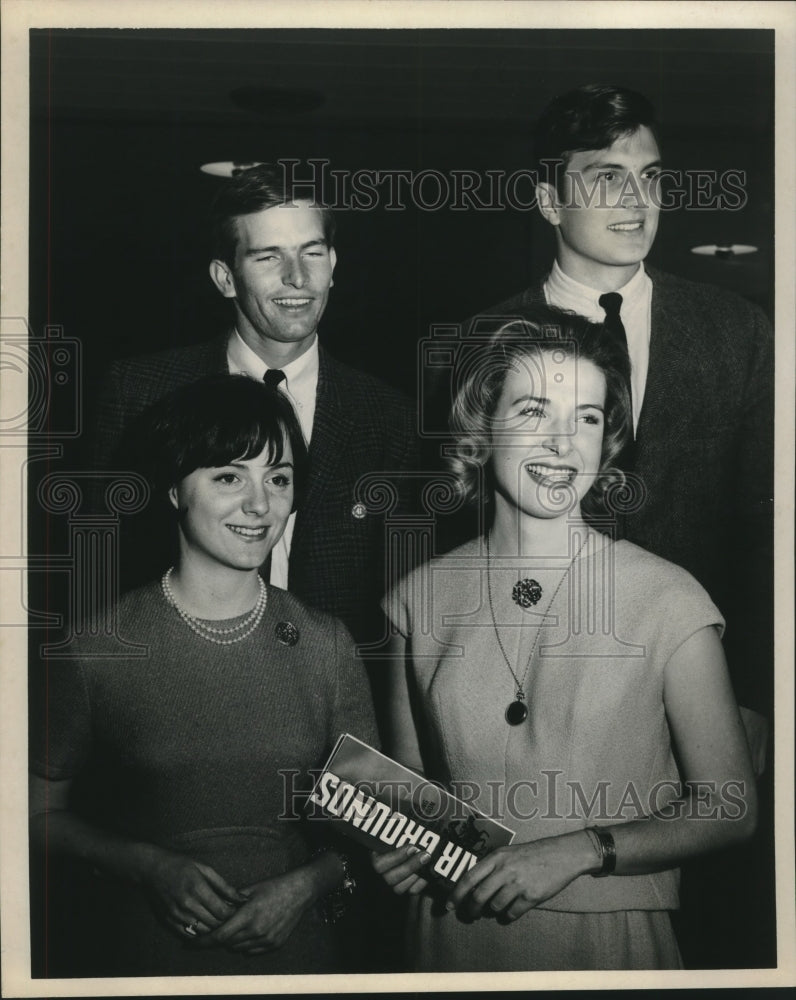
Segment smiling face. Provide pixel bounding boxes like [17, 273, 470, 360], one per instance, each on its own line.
[489, 352, 607, 522]
[169, 440, 295, 574]
[537, 125, 661, 290]
[209, 201, 336, 364]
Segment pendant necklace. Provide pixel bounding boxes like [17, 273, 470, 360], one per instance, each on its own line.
[486, 532, 590, 725]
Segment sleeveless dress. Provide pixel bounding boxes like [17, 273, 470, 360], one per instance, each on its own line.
[383, 531, 724, 971]
[30, 582, 378, 976]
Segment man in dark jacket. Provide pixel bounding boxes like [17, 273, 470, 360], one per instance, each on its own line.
[91, 164, 418, 651]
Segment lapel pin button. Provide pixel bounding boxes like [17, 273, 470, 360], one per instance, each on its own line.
[351, 503, 367, 519]
[275, 621, 299, 646]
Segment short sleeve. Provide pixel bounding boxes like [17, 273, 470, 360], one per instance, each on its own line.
[29, 658, 93, 779]
[331, 617, 380, 751]
[380, 577, 410, 639]
[619, 547, 726, 671]
[659, 570, 725, 664]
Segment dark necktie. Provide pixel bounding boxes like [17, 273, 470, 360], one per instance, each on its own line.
[598, 292, 629, 360]
[599, 291, 633, 404]
[261, 368, 286, 584]
[598, 292, 636, 466]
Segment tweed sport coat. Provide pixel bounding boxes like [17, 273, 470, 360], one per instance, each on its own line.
[90, 336, 419, 646]
[478, 266, 775, 713]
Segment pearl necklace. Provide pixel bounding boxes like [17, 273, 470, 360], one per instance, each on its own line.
[161, 567, 267, 645]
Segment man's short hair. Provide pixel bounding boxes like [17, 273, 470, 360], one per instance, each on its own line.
[208, 163, 336, 265]
[534, 84, 658, 191]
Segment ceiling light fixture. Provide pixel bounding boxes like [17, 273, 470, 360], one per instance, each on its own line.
[199, 161, 265, 178]
[690, 244, 759, 258]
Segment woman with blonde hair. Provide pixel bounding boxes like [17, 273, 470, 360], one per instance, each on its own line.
[373, 306, 756, 971]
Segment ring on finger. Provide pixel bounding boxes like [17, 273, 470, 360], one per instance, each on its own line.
[183, 919, 199, 936]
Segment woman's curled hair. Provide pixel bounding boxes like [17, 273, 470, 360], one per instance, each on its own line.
[448, 305, 632, 518]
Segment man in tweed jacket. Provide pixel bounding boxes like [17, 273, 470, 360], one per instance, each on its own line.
[470, 85, 773, 968]
[91, 165, 418, 650]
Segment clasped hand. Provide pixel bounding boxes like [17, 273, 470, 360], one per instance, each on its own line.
[144, 848, 314, 954]
[372, 836, 584, 922]
[142, 848, 245, 937]
[188, 868, 315, 955]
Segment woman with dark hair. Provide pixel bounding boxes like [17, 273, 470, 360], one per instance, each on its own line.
[372, 307, 756, 971]
[29, 374, 377, 976]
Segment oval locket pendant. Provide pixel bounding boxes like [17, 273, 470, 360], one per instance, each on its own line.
[505, 700, 528, 725]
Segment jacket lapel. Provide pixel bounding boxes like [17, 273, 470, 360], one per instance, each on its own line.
[636, 268, 703, 459]
[291, 346, 357, 547]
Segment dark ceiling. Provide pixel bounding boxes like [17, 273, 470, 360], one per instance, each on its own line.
[30, 28, 773, 134]
[28, 27, 775, 404]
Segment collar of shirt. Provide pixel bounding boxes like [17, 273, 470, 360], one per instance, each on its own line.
[225, 330, 319, 588]
[226, 330, 319, 444]
[543, 260, 652, 433]
[543, 259, 649, 323]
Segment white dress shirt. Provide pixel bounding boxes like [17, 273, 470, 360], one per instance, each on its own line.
[544, 260, 652, 433]
[227, 331, 319, 587]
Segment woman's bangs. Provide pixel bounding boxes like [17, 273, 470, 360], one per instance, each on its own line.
[209, 419, 287, 468]
[179, 414, 286, 474]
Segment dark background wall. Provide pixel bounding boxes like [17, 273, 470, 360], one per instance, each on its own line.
[29, 27, 774, 412]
